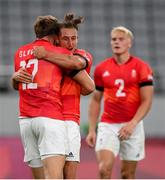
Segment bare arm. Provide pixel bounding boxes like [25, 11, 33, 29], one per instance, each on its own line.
[33, 46, 87, 70]
[11, 77, 19, 90]
[72, 70, 95, 95]
[86, 90, 103, 147]
[11, 68, 32, 90]
[118, 85, 154, 140]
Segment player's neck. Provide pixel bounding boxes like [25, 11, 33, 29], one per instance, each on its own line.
[40, 36, 54, 45]
[114, 52, 130, 65]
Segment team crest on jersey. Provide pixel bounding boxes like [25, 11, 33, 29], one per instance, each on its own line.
[131, 69, 137, 78]
[103, 70, 110, 77]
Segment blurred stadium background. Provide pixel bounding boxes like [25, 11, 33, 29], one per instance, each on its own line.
[0, 0, 165, 178]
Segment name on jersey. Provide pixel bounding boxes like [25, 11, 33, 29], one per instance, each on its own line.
[19, 49, 33, 58]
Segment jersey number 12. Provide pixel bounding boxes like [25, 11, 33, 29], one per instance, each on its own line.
[20, 59, 38, 90]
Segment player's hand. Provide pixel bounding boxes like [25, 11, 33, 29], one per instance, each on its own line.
[13, 68, 32, 83]
[86, 131, 96, 148]
[71, 47, 76, 54]
[33, 46, 47, 59]
[118, 121, 137, 141]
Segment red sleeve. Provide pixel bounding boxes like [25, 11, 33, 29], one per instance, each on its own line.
[138, 62, 153, 84]
[74, 49, 93, 74]
[85, 51, 93, 74]
[94, 64, 104, 90]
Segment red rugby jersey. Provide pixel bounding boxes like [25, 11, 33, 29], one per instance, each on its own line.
[94, 56, 153, 123]
[14, 39, 71, 120]
[61, 49, 93, 125]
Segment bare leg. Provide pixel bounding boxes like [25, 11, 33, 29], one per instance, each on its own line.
[96, 150, 115, 179]
[63, 161, 78, 179]
[31, 167, 45, 179]
[42, 155, 65, 179]
[121, 160, 137, 179]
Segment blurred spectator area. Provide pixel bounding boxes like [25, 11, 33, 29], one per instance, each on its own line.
[0, 0, 165, 93]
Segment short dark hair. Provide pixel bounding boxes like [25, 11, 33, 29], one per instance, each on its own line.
[59, 12, 84, 31]
[34, 15, 60, 38]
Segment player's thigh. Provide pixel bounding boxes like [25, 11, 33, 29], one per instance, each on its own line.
[65, 121, 81, 162]
[32, 117, 68, 157]
[19, 118, 41, 163]
[31, 166, 45, 179]
[120, 121, 145, 161]
[95, 122, 120, 157]
[42, 155, 65, 179]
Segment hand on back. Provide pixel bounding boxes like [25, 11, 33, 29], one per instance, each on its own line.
[13, 68, 32, 83]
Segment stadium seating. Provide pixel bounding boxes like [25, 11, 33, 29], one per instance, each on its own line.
[0, 0, 165, 92]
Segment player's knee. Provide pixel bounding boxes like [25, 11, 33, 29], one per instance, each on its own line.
[121, 168, 136, 179]
[98, 161, 112, 178]
[63, 162, 78, 179]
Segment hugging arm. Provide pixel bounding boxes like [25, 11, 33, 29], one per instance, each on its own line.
[33, 46, 87, 70]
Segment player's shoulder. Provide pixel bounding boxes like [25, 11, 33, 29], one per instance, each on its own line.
[75, 48, 93, 64]
[132, 56, 152, 68]
[75, 48, 92, 57]
[96, 57, 113, 68]
[75, 48, 89, 54]
[16, 42, 33, 52]
[14, 42, 34, 58]
[94, 57, 113, 75]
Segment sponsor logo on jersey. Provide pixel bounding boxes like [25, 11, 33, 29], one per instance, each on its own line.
[103, 70, 110, 77]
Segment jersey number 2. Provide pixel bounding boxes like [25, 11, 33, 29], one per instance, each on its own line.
[20, 59, 38, 90]
[115, 79, 126, 97]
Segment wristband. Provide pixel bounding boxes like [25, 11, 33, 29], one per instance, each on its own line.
[68, 69, 81, 78]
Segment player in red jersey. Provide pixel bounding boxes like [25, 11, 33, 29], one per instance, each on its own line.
[33, 13, 94, 179]
[12, 15, 88, 179]
[86, 26, 154, 179]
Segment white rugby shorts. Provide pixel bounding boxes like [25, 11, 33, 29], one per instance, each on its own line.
[95, 121, 145, 161]
[19, 117, 68, 167]
[65, 120, 81, 162]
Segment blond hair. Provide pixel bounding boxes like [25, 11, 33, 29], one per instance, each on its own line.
[111, 26, 134, 40]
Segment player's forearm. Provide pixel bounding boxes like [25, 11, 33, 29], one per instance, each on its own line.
[73, 70, 95, 95]
[131, 100, 152, 125]
[81, 87, 94, 95]
[11, 77, 19, 90]
[88, 98, 101, 132]
[45, 52, 86, 70]
[80, 79, 95, 95]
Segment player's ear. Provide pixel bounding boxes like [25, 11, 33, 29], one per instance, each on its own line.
[128, 40, 132, 48]
[55, 40, 59, 46]
[54, 36, 60, 46]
